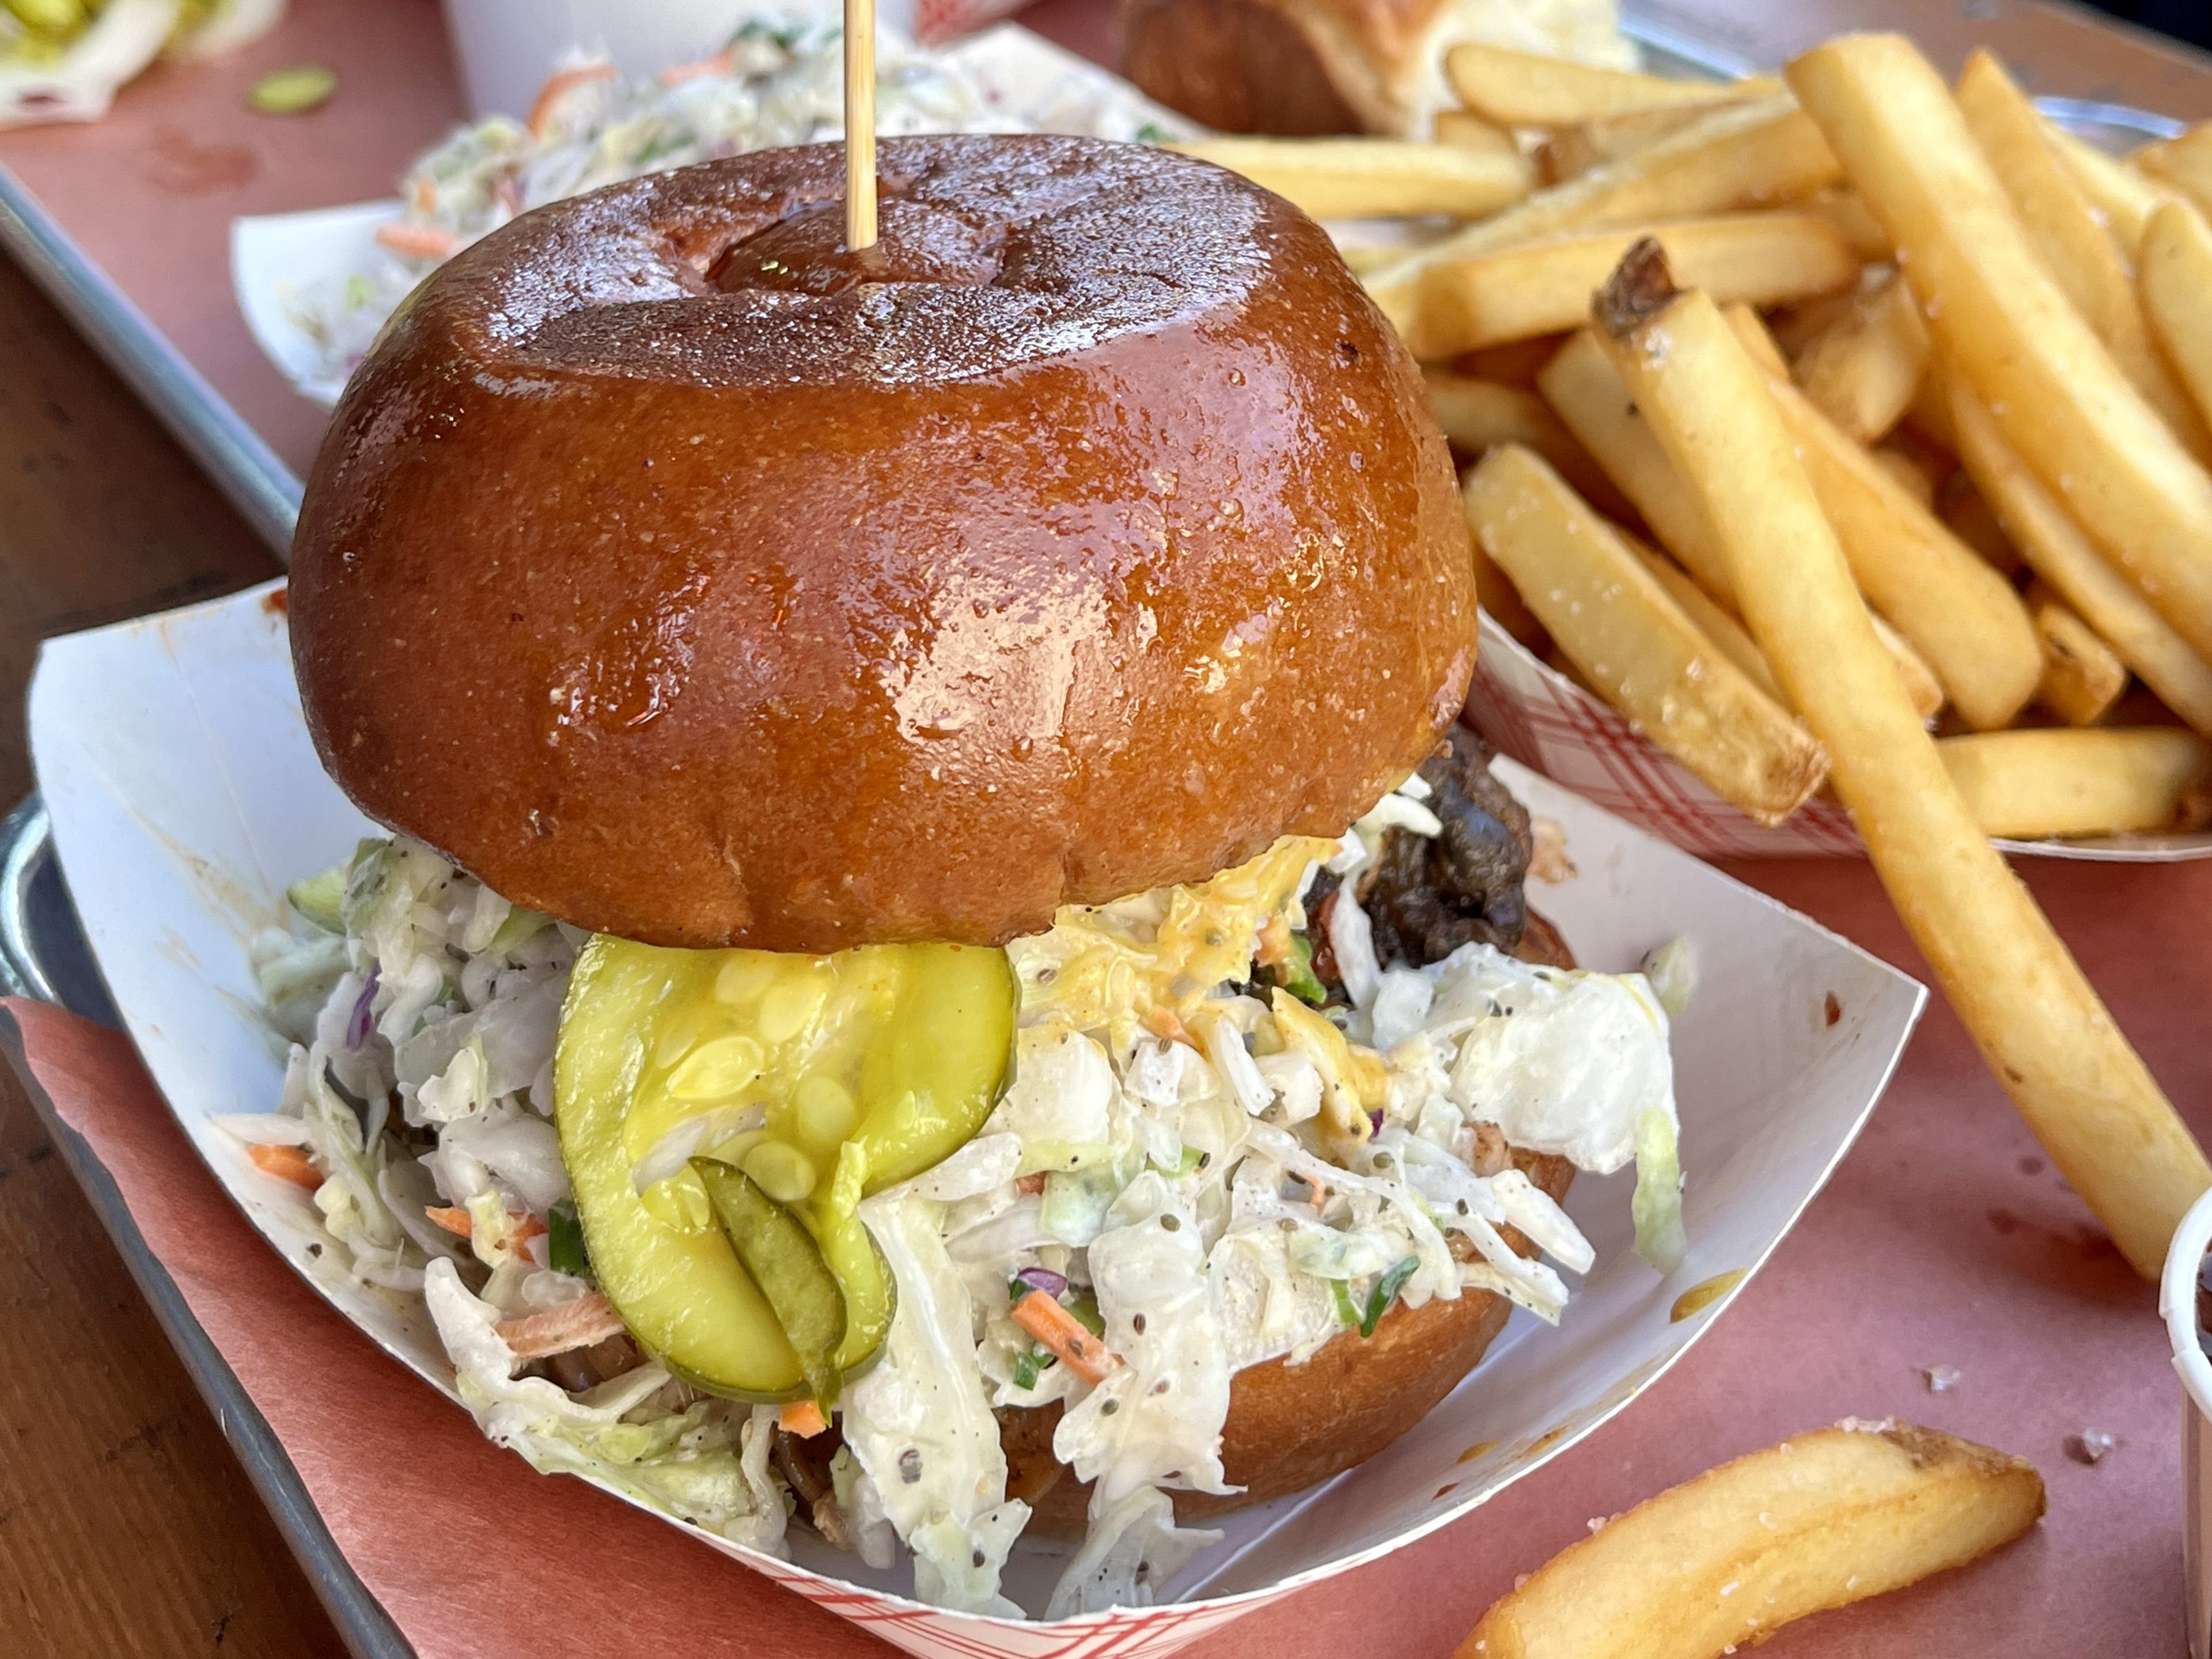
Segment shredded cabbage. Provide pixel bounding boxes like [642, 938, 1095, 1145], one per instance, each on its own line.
[258, 756, 1685, 1618]
[2, 0, 283, 129]
[1440, 946, 1679, 1175]
[424, 1260, 783, 1549]
[1631, 1104, 1688, 1274]
[839, 1190, 1030, 1618]
[1045, 1487, 1222, 1620]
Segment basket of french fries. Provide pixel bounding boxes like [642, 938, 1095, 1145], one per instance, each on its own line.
[1179, 40, 2212, 861]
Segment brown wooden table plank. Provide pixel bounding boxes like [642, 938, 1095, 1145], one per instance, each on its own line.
[0, 240, 327, 1657]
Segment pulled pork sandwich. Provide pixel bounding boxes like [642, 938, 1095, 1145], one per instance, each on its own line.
[253, 132, 1683, 1619]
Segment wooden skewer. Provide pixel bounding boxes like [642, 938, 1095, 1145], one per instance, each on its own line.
[844, 0, 878, 253]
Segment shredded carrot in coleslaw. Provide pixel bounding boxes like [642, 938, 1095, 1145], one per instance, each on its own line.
[1011, 1290, 1119, 1384]
[249, 1142, 321, 1190]
[374, 222, 460, 260]
[527, 62, 618, 137]
[495, 1293, 626, 1359]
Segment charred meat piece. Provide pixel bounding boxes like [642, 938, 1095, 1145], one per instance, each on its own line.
[1362, 727, 1532, 968]
[1263, 729, 1539, 1005]
[774, 1425, 855, 1550]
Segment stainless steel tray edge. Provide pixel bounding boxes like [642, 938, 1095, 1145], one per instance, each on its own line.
[0, 798, 408, 1659]
[0, 162, 301, 560]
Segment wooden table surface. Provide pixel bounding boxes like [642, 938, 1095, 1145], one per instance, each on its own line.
[2, 3, 2210, 1656]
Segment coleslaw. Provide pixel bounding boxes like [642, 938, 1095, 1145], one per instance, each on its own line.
[2, 0, 283, 126]
[242, 758, 1684, 1618]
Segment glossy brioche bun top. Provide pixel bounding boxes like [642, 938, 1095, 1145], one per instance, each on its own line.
[289, 134, 1474, 952]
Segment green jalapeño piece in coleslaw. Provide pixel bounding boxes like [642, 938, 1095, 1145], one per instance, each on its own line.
[241, 730, 1685, 1618]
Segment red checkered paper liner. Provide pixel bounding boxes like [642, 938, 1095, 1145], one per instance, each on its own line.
[1465, 612, 2212, 862]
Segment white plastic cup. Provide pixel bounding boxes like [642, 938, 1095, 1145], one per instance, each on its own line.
[437, 0, 914, 119]
[2160, 1184, 2212, 1659]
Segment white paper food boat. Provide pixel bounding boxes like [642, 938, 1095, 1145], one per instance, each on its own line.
[29, 581, 1923, 1658]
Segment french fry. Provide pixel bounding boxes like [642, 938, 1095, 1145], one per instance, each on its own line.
[1539, 325, 1965, 720]
[1455, 335, 1567, 388]
[1629, 529, 1961, 719]
[1418, 214, 1856, 357]
[1940, 728, 2212, 839]
[1726, 305, 2043, 730]
[1465, 531, 1549, 653]
[1538, 329, 1734, 597]
[1949, 378, 2212, 736]
[1796, 184, 1890, 259]
[2047, 122, 2175, 255]
[1366, 94, 1841, 354]
[1444, 43, 1782, 128]
[2133, 124, 2212, 221]
[1168, 137, 1532, 220]
[1881, 421, 1961, 490]
[2028, 587, 2128, 726]
[1789, 35, 2212, 668]
[1619, 533, 1785, 703]
[1790, 271, 1929, 443]
[1767, 286, 1859, 358]
[1335, 243, 1406, 275]
[1955, 52, 2211, 457]
[1636, 502, 1943, 719]
[1870, 445, 1935, 508]
[1937, 469, 2022, 576]
[1535, 103, 1739, 185]
[1596, 243, 2210, 1279]
[1868, 612, 1947, 721]
[1903, 359, 1960, 450]
[1433, 108, 1521, 160]
[1453, 459, 1554, 654]
[1426, 370, 1635, 519]
[1464, 443, 1828, 823]
[2140, 199, 2212, 434]
[1460, 1422, 2044, 1659]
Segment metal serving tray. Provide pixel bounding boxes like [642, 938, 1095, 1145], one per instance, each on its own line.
[0, 796, 409, 1657]
[0, 10, 2190, 1657]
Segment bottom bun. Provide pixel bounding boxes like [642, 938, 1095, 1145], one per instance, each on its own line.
[1002, 1150, 1573, 1535]
[1001, 911, 1579, 1536]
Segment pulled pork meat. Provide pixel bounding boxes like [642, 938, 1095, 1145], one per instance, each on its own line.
[1362, 726, 1533, 967]
[1267, 727, 1566, 1006]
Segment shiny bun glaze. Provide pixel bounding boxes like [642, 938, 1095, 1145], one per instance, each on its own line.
[290, 134, 1473, 950]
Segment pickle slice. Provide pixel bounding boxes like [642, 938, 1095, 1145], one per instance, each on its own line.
[693, 1159, 846, 1408]
[555, 934, 1014, 1402]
